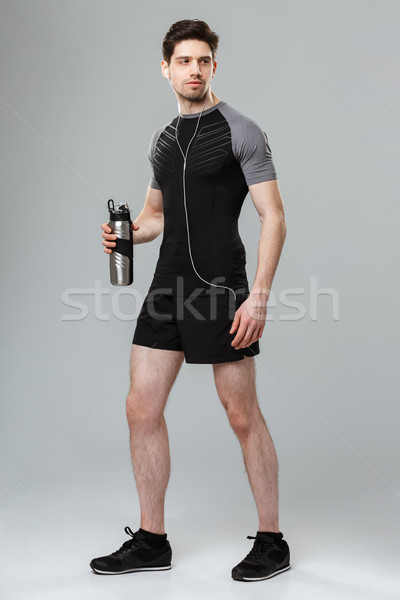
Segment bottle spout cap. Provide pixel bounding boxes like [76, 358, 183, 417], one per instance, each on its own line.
[116, 202, 131, 214]
[108, 199, 130, 214]
[107, 199, 132, 222]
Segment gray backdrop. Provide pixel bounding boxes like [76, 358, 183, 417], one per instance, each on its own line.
[1, 1, 399, 599]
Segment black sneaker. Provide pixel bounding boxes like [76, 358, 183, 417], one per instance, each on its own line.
[90, 526, 172, 575]
[231, 531, 290, 581]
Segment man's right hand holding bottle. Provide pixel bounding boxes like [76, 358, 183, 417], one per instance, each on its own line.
[101, 222, 140, 254]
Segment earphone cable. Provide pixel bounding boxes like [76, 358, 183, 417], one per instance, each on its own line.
[175, 98, 237, 302]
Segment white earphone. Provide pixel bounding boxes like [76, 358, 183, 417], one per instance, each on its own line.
[161, 65, 233, 300]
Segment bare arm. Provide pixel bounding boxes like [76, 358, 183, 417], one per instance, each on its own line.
[249, 179, 287, 297]
[101, 185, 164, 253]
[230, 179, 287, 350]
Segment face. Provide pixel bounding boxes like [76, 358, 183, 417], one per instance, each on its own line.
[162, 39, 216, 102]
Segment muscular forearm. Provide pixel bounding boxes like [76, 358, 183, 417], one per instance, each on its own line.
[251, 213, 286, 298]
[132, 209, 164, 245]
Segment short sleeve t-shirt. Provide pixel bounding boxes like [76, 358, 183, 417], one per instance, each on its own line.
[146, 100, 277, 297]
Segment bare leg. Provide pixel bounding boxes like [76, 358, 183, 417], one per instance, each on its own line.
[126, 344, 185, 534]
[212, 356, 280, 532]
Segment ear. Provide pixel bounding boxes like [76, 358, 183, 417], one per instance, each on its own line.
[161, 60, 170, 80]
[212, 60, 217, 78]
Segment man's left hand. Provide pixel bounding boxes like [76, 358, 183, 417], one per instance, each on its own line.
[229, 290, 268, 350]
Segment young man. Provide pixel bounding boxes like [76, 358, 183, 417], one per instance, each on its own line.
[92, 19, 290, 582]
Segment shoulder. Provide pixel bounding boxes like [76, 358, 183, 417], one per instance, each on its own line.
[218, 102, 273, 157]
[149, 115, 177, 141]
[217, 102, 265, 137]
[149, 123, 167, 146]
[148, 121, 171, 159]
[218, 102, 277, 184]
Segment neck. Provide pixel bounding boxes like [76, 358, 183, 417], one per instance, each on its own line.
[178, 90, 221, 115]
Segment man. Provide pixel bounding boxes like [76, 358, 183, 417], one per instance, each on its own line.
[91, 19, 290, 582]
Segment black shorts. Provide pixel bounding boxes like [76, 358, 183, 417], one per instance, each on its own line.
[132, 289, 260, 364]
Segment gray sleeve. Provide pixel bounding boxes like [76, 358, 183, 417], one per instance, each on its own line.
[233, 118, 277, 186]
[218, 103, 278, 186]
[148, 127, 163, 190]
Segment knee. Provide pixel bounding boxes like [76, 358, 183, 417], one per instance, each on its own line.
[226, 404, 257, 439]
[126, 390, 163, 429]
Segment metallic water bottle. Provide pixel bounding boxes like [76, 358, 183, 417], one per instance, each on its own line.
[107, 199, 133, 286]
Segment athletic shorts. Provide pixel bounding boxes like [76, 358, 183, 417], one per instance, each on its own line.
[132, 289, 260, 364]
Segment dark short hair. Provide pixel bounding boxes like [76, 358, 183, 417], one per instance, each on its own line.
[162, 19, 220, 64]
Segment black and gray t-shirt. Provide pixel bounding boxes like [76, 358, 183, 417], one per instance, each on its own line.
[146, 100, 277, 297]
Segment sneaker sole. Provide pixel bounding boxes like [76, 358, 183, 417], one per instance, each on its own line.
[232, 563, 290, 581]
[91, 565, 172, 575]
